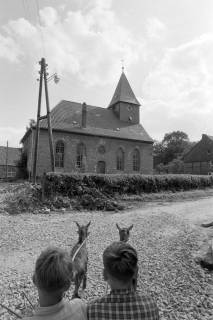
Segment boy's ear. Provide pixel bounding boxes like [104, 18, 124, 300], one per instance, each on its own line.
[103, 268, 108, 281]
[32, 274, 37, 286]
[75, 221, 80, 229]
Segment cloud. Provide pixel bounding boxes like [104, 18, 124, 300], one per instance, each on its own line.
[146, 17, 167, 41]
[142, 33, 213, 140]
[0, 127, 24, 147]
[0, 3, 142, 86]
[0, 33, 22, 62]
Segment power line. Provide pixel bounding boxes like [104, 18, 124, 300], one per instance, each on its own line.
[22, 0, 28, 19]
[34, 0, 46, 57]
[24, 0, 33, 21]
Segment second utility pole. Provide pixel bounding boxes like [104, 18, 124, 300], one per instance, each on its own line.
[32, 57, 55, 184]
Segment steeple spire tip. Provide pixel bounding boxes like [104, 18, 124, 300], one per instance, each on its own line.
[121, 59, 124, 73]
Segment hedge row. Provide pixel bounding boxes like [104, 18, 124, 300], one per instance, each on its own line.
[43, 173, 213, 198]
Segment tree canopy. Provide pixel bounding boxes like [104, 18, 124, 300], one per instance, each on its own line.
[154, 131, 196, 173]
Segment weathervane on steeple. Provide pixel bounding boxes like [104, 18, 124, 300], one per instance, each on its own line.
[121, 59, 124, 72]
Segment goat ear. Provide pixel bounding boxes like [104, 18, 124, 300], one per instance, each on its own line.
[75, 221, 80, 229]
[86, 221, 91, 229]
[128, 224, 133, 231]
[116, 223, 121, 231]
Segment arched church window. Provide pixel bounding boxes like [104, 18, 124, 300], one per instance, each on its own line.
[76, 143, 86, 169]
[117, 148, 124, 171]
[133, 149, 140, 172]
[55, 140, 64, 168]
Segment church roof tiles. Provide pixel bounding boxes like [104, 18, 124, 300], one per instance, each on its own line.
[21, 100, 152, 143]
[40, 100, 152, 143]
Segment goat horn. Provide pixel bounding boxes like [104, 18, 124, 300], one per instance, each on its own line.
[87, 221, 91, 228]
[128, 224, 133, 231]
[74, 221, 80, 228]
[116, 223, 121, 231]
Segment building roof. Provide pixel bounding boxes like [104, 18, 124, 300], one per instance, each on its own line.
[184, 134, 213, 162]
[108, 72, 140, 108]
[206, 134, 213, 141]
[0, 146, 21, 166]
[21, 100, 153, 143]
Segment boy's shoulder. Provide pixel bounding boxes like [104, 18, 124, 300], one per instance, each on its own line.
[23, 299, 87, 320]
[87, 291, 158, 309]
[62, 298, 87, 317]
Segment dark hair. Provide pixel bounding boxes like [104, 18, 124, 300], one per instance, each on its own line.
[103, 242, 138, 282]
[33, 247, 72, 293]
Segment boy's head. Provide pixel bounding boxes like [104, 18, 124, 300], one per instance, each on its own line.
[33, 247, 72, 294]
[103, 242, 138, 285]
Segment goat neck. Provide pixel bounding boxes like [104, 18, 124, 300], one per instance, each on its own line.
[78, 231, 87, 244]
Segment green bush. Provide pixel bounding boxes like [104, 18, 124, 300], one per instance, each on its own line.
[43, 173, 213, 198]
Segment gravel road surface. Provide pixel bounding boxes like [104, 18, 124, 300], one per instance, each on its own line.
[0, 196, 213, 320]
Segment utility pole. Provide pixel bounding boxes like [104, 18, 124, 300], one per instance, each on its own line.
[32, 57, 55, 184]
[5, 141, 8, 181]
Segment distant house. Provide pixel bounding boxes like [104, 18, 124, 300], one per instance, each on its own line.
[184, 134, 213, 175]
[0, 146, 21, 179]
[21, 71, 153, 176]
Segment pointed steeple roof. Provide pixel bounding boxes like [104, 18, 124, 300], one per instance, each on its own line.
[108, 72, 140, 108]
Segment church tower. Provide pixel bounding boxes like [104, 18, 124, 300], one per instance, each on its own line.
[108, 71, 140, 124]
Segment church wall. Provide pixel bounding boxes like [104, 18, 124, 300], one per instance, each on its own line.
[26, 129, 153, 176]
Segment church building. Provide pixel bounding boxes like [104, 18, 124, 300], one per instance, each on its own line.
[21, 71, 153, 175]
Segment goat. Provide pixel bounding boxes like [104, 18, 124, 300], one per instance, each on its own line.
[116, 223, 137, 291]
[116, 223, 133, 242]
[70, 221, 91, 299]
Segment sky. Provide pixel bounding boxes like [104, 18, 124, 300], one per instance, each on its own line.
[1, 0, 213, 147]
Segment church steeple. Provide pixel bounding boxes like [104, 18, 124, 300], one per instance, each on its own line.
[108, 72, 140, 108]
[108, 71, 140, 124]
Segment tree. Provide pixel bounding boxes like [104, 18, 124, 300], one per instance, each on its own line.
[26, 119, 36, 131]
[153, 131, 194, 172]
[153, 141, 166, 167]
[16, 151, 28, 179]
[167, 159, 184, 174]
[162, 131, 189, 163]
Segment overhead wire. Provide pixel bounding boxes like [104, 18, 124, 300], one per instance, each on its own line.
[22, 0, 28, 19]
[24, 0, 33, 21]
[34, 0, 46, 57]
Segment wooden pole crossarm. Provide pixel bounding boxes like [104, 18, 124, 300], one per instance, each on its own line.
[39, 115, 47, 121]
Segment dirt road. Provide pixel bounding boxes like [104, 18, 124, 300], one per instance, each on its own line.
[0, 196, 213, 319]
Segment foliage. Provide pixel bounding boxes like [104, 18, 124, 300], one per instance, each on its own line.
[4, 183, 42, 214]
[16, 151, 29, 179]
[156, 159, 184, 174]
[154, 131, 197, 169]
[25, 119, 36, 131]
[43, 173, 213, 198]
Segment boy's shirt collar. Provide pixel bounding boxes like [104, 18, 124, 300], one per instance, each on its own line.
[35, 299, 64, 315]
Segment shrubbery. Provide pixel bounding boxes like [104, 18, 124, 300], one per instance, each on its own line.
[43, 173, 213, 198]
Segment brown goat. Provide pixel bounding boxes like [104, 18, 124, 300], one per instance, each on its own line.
[116, 223, 137, 290]
[116, 223, 133, 242]
[70, 221, 91, 298]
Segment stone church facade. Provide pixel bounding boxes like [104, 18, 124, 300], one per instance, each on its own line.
[21, 72, 153, 176]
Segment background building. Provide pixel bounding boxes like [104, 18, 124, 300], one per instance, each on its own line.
[21, 72, 153, 176]
[0, 146, 21, 179]
[184, 134, 213, 175]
